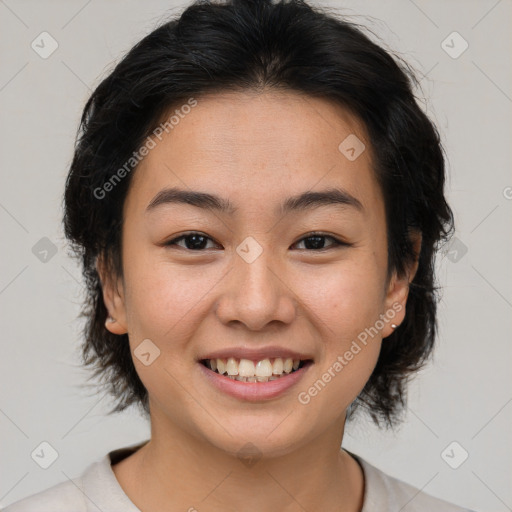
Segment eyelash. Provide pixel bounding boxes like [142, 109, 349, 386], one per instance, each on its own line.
[164, 231, 350, 251]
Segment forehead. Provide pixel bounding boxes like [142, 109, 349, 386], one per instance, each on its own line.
[125, 90, 383, 220]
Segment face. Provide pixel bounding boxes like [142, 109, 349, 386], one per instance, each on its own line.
[100, 90, 417, 457]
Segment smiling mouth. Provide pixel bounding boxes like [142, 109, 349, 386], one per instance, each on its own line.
[200, 357, 312, 383]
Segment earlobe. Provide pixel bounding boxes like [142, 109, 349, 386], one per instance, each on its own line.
[96, 254, 128, 335]
[104, 314, 127, 335]
[382, 230, 422, 339]
[381, 274, 409, 339]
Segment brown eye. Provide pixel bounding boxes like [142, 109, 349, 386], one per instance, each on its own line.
[292, 233, 349, 251]
[165, 232, 219, 251]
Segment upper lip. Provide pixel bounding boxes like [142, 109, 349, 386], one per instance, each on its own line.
[198, 346, 314, 362]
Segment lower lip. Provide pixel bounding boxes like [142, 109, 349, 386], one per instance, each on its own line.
[197, 361, 313, 401]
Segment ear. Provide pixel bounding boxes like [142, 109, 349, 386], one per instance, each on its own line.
[96, 253, 128, 335]
[381, 229, 422, 339]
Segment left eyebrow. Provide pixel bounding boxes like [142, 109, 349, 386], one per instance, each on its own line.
[279, 188, 364, 215]
[145, 186, 364, 216]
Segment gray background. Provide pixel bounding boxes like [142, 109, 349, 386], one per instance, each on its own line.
[0, 1, 510, 510]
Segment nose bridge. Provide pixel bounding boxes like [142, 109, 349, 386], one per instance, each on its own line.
[215, 238, 296, 330]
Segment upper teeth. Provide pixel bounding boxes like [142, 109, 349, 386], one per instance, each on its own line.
[207, 357, 301, 377]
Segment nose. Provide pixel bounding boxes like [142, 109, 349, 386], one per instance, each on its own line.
[214, 249, 297, 331]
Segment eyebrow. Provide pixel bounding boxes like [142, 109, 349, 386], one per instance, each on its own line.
[145, 186, 364, 216]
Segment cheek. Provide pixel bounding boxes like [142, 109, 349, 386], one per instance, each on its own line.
[295, 264, 383, 419]
[123, 258, 220, 340]
[122, 262, 219, 402]
[298, 257, 384, 332]
[294, 258, 384, 386]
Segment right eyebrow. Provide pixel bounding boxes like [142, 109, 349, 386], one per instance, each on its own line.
[146, 187, 237, 215]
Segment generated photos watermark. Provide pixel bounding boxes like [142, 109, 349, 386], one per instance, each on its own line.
[93, 97, 198, 200]
[297, 301, 403, 405]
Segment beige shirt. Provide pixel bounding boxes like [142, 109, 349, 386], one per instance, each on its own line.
[3, 441, 476, 512]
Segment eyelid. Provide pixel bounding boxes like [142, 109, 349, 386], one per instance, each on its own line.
[164, 231, 220, 249]
[164, 231, 351, 251]
[291, 232, 350, 250]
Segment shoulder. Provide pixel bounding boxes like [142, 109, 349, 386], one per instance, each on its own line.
[2, 442, 147, 512]
[1, 478, 86, 512]
[348, 451, 477, 512]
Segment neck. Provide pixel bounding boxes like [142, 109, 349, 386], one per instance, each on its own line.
[113, 412, 364, 512]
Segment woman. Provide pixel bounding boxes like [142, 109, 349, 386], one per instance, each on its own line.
[4, 0, 478, 510]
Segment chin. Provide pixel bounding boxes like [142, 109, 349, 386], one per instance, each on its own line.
[195, 415, 315, 461]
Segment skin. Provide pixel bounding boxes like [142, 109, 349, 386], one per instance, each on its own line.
[98, 90, 421, 512]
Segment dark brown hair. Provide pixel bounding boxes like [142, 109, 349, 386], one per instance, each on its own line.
[63, 0, 455, 429]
